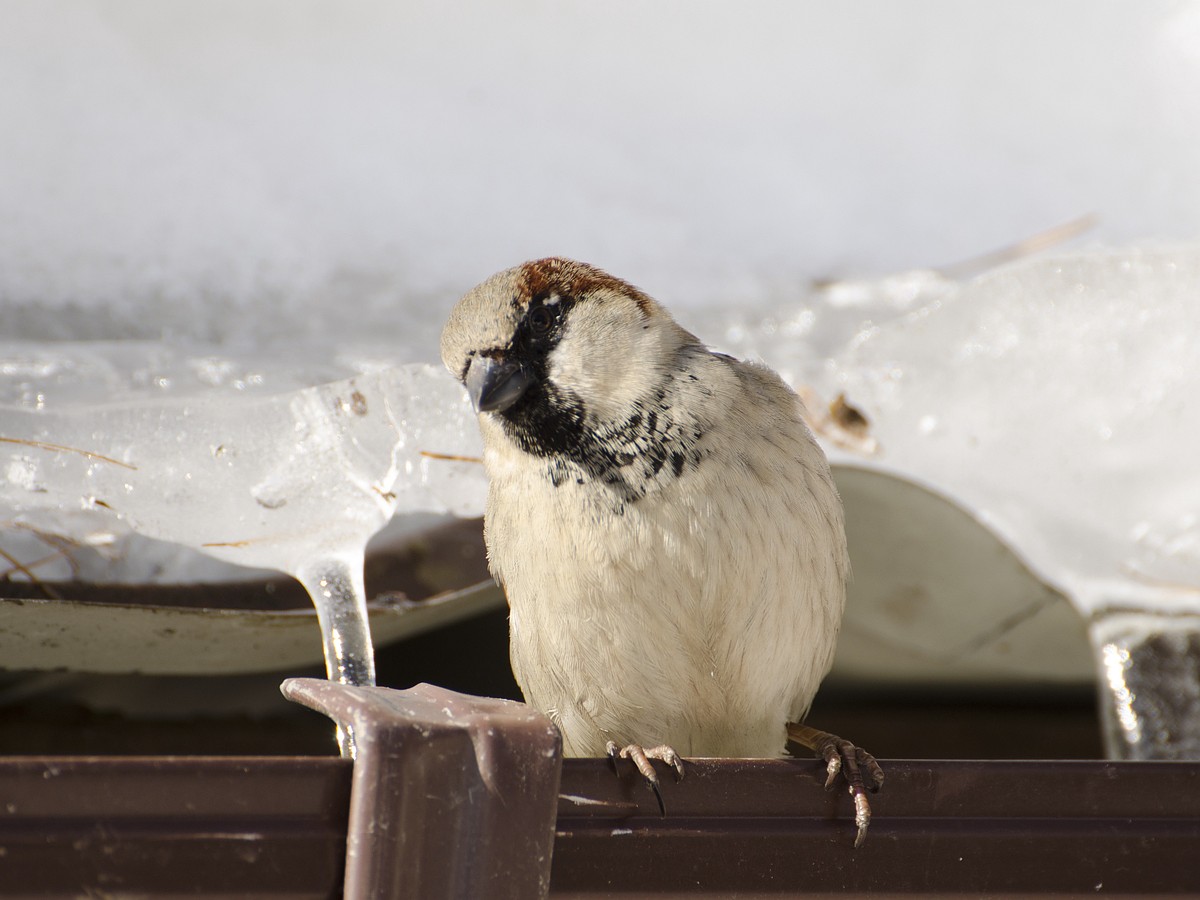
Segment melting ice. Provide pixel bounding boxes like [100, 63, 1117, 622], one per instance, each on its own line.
[719, 243, 1200, 758]
[0, 343, 486, 754]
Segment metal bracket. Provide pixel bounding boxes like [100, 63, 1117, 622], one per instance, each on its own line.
[282, 678, 562, 900]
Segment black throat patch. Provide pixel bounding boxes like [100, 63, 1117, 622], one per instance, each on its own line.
[497, 371, 708, 505]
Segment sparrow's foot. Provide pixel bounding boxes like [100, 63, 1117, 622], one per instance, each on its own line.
[786, 723, 885, 849]
[605, 740, 686, 815]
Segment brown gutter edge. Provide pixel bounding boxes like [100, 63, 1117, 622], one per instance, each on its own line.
[554, 756, 1200, 897]
[0, 755, 351, 898]
[2, 757, 1197, 897]
[0, 679, 1197, 899]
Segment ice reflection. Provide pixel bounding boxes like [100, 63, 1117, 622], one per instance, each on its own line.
[1101, 642, 1141, 747]
[1091, 611, 1200, 760]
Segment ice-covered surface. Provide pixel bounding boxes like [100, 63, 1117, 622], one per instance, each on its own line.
[719, 244, 1200, 758]
[0, 341, 477, 583]
[828, 246, 1199, 617]
[1, 351, 484, 576]
[722, 245, 1200, 616]
[0, 348, 484, 736]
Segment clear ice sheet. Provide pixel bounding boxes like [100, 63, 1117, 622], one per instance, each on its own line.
[715, 245, 1200, 615]
[1, 347, 485, 571]
[1, 345, 486, 743]
[720, 243, 1200, 759]
[828, 246, 1199, 615]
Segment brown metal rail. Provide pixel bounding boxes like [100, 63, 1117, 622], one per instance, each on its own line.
[0, 681, 1196, 898]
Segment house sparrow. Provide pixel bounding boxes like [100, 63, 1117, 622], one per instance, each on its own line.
[441, 258, 883, 845]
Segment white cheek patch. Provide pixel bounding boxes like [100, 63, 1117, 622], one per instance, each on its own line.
[548, 299, 667, 423]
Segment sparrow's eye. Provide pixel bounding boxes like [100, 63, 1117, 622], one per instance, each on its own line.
[528, 305, 554, 335]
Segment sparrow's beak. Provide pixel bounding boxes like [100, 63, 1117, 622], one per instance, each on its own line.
[465, 356, 534, 413]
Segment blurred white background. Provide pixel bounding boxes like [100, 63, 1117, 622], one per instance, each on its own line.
[2, 1, 1198, 346]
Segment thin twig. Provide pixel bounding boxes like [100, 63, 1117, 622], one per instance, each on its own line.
[0, 436, 137, 471]
[939, 213, 1099, 280]
[0, 545, 62, 600]
[420, 450, 484, 464]
[26, 529, 84, 580]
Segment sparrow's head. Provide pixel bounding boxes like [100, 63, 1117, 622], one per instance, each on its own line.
[441, 257, 696, 456]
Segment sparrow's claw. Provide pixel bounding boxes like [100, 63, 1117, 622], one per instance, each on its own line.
[606, 740, 685, 815]
[787, 723, 884, 849]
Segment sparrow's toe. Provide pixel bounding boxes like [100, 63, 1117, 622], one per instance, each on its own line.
[787, 723, 884, 848]
[606, 741, 686, 815]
